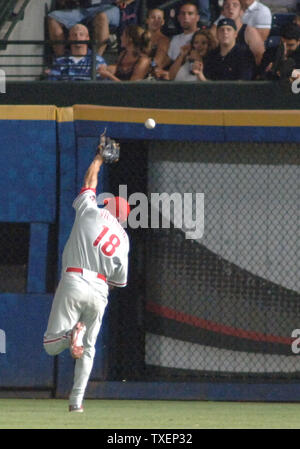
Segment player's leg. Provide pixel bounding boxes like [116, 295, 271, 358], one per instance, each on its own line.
[70, 321, 86, 359]
[68, 287, 107, 409]
[43, 275, 85, 356]
[69, 345, 97, 410]
[43, 330, 71, 355]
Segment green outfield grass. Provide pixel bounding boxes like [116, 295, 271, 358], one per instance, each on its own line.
[0, 399, 300, 429]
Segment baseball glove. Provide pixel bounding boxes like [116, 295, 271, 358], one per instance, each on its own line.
[96, 129, 120, 164]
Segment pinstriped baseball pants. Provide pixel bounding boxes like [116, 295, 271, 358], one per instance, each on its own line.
[43, 272, 108, 407]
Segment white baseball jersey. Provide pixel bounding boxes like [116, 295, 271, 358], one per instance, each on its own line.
[168, 32, 194, 62]
[62, 187, 129, 288]
[242, 1, 272, 29]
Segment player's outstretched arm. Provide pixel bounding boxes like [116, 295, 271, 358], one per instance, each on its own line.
[82, 154, 103, 190]
[82, 133, 120, 190]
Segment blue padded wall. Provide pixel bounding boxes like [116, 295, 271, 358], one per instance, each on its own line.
[0, 107, 57, 390]
[0, 294, 53, 387]
[27, 223, 50, 294]
[0, 119, 56, 223]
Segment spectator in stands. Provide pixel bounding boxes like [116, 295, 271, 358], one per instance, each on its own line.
[210, 0, 222, 23]
[210, 0, 265, 64]
[257, 22, 300, 80]
[211, 0, 245, 40]
[239, 0, 272, 42]
[195, 18, 256, 80]
[260, 0, 297, 14]
[197, 0, 211, 26]
[213, 0, 272, 43]
[146, 8, 170, 69]
[293, 3, 300, 26]
[47, 0, 131, 57]
[98, 24, 151, 80]
[154, 29, 216, 80]
[282, 23, 300, 64]
[46, 24, 107, 80]
[161, 2, 200, 68]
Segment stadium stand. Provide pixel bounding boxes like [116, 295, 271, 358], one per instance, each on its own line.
[45, 0, 142, 64]
[0, 0, 31, 42]
[271, 12, 296, 35]
[265, 11, 296, 48]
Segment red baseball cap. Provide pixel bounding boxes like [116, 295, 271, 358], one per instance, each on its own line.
[103, 196, 130, 223]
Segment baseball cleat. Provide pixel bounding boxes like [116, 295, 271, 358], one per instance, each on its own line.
[70, 322, 86, 359]
[69, 405, 84, 413]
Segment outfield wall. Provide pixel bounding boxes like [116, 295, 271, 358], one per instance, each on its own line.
[0, 105, 299, 400]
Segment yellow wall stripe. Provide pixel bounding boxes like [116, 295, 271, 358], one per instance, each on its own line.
[0, 105, 57, 120]
[72, 105, 300, 128]
[56, 106, 74, 123]
[225, 110, 300, 127]
[72, 105, 224, 126]
[0, 105, 299, 128]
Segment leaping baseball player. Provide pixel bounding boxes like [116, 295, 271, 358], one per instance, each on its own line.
[43, 133, 130, 412]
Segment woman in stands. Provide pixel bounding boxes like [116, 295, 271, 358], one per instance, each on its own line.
[146, 8, 170, 69]
[154, 29, 216, 81]
[98, 24, 151, 81]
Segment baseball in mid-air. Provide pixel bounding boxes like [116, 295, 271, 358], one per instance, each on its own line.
[145, 118, 156, 129]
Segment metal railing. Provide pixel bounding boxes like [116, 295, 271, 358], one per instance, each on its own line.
[0, 0, 31, 43]
[0, 39, 104, 80]
[0, 0, 18, 29]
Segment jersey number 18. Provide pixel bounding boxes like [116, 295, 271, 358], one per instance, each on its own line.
[93, 225, 120, 256]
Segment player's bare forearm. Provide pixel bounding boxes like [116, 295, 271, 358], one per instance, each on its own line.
[83, 154, 103, 190]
